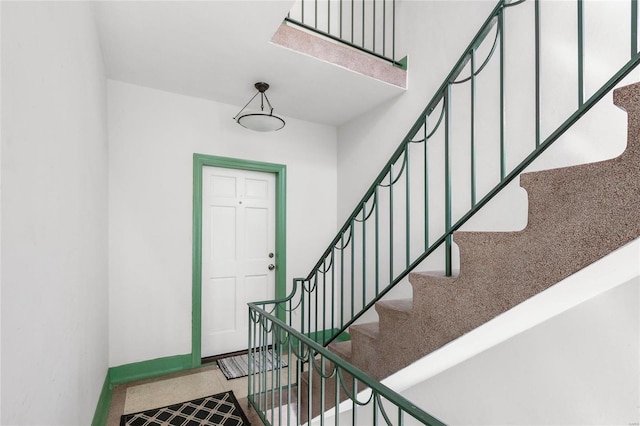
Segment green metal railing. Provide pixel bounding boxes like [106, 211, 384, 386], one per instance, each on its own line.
[248, 290, 446, 426]
[248, 0, 640, 424]
[285, 0, 402, 67]
[293, 0, 640, 349]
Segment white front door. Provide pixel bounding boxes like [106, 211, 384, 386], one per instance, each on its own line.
[201, 166, 276, 357]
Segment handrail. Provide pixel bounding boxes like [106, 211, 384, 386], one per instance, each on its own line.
[285, 0, 403, 67]
[247, 293, 446, 426]
[290, 0, 640, 348]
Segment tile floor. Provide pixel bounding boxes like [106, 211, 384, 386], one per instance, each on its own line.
[107, 362, 264, 425]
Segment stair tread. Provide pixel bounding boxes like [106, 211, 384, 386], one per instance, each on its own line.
[377, 298, 412, 313]
[410, 270, 450, 278]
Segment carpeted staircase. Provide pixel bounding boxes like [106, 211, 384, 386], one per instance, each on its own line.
[298, 82, 640, 422]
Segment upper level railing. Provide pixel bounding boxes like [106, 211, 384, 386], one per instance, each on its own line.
[291, 0, 640, 347]
[285, 0, 403, 67]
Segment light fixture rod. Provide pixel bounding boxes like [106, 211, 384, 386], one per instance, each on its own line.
[233, 90, 260, 121]
[262, 92, 274, 115]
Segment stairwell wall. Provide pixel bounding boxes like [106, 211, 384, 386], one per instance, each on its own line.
[1, 2, 109, 424]
[107, 81, 338, 367]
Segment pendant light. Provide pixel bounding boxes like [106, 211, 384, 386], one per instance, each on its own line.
[233, 82, 285, 132]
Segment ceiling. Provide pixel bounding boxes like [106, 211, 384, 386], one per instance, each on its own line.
[93, 1, 406, 127]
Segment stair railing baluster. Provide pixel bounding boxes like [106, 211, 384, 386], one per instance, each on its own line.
[351, 0, 354, 43]
[328, 0, 331, 34]
[406, 144, 411, 268]
[307, 345, 313, 424]
[373, 0, 376, 53]
[373, 392, 379, 426]
[362, 0, 365, 49]
[287, 334, 292, 426]
[471, 49, 477, 207]
[578, 0, 585, 106]
[320, 355, 326, 426]
[340, 0, 343, 39]
[389, 166, 394, 283]
[499, 8, 506, 181]
[362, 201, 367, 308]
[331, 250, 336, 336]
[301, 279, 306, 340]
[383, 0, 387, 57]
[444, 84, 452, 277]
[278, 326, 284, 426]
[270, 337, 276, 426]
[322, 258, 327, 343]
[535, 0, 541, 148]
[632, 0, 638, 57]
[392, 0, 396, 64]
[261, 317, 267, 413]
[248, 309, 254, 406]
[350, 220, 355, 319]
[314, 273, 319, 341]
[424, 114, 429, 251]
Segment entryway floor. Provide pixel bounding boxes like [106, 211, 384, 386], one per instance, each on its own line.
[107, 362, 263, 425]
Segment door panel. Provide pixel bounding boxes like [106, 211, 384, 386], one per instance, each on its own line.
[201, 166, 276, 357]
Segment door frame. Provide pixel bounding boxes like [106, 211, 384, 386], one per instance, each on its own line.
[192, 153, 286, 367]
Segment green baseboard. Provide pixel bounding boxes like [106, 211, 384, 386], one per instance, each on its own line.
[108, 353, 193, 385]
[91, 375, 113, 426]
[92, 353, 193, 426]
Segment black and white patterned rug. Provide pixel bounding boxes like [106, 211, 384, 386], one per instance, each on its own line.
[120, 391, 250, 426]
[218, 350, 288, 380]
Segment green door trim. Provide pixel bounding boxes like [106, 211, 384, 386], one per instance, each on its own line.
[192, 153, 287, 367]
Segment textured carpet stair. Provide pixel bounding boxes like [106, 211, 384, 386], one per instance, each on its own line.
[341, 81, 640, 381]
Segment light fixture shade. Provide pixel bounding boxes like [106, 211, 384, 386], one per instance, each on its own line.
[237, 113, 286, 132]
[233, 82, 285, 132]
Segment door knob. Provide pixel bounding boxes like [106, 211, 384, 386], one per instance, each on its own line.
[268, 252, 274, 258]
[268, 264, 275, 271]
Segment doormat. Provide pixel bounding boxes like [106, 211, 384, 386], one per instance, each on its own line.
[218, 350, 288, 380]
[120, 391, 249, 426]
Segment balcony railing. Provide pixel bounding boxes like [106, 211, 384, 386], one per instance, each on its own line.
[285, 0, 404, 67]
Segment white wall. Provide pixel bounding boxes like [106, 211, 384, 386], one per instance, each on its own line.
[1, 2, 109, 424]
[108, 80, 338, 366]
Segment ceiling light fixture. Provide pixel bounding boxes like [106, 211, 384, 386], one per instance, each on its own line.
[233, 82, 285, 132]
